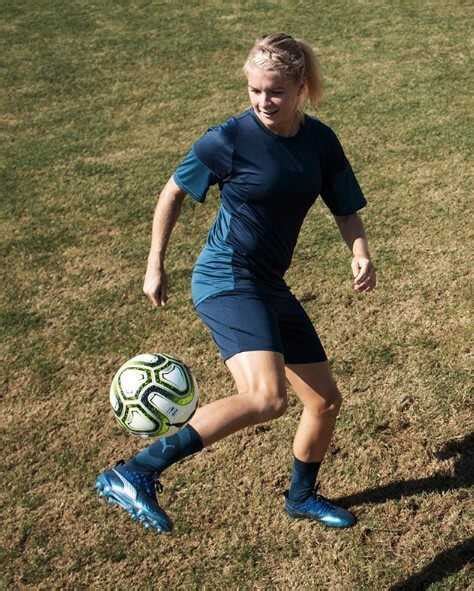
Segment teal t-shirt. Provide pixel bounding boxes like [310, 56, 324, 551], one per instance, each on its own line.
[173, 108, 366, 306]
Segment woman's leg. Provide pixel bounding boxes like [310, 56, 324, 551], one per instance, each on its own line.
[190, 350, 288, 446]
[285, 360, 342, 462]
[126, 350, 287, 474]
[283, 360, 355, 528]
[96, 350, 288, 532]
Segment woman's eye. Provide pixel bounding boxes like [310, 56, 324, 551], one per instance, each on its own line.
[249, 89, 283, 95]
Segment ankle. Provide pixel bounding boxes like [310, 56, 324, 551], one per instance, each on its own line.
[288, 457, 321, 502]
[123, 458, 156, 476]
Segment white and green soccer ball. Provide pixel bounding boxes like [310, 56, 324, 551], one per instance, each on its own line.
[109, 353, 199, 438]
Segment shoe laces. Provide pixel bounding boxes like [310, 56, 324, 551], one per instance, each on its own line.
[312, 484, 335, 511]
[313, 493, 334, 510]
[115, 460, 163, 497]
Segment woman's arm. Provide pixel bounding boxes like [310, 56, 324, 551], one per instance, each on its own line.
[143, 176, 187, 306]
[334, 212, 376, 293]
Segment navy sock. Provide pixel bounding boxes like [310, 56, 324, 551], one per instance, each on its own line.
[288, 457, 321, 502]
[126, 424, 203, 476]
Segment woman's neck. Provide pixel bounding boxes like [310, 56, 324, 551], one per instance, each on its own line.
[254, 108, 304, 137]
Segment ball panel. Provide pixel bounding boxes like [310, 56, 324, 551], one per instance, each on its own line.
[160, 363, 189, 393]
[147, 392, 179, 419]
[129, 353, 168, 370]
[155, 363, 197, 406]
[169, 396, 198, 425]
[146, 391, 191, 424]
[119, 368, 149, 398]
[125, 408, 157, 432]
[109, 390, 121, 413]
[131, 353, 161, 364]
[117, 403, 169, 438]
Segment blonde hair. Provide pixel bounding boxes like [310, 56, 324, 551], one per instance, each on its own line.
[243, 33, 323, 109]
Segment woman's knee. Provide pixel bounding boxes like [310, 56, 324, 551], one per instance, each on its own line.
[252, 385, 288, 421]
[227, 350, 288, 422]
[308, 387, 342, 417]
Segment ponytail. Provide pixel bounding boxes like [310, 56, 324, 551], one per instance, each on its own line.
[295, 38, 323, 109]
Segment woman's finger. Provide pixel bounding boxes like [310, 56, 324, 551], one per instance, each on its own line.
[354, 262, 370, 284]
[354, 270, 376, 292]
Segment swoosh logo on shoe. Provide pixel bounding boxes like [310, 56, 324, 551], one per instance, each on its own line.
[112, 469, 137, 501]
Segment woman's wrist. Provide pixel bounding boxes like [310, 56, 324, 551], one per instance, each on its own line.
[352, 238, 371, 260]
[147, 252, 165, 272]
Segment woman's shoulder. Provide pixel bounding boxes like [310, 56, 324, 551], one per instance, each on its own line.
[199, 110, 248, 141]
[191, 112, 246, 176]
[207, 108, 251, 127]
[194, 109, 255, 155]
[304, 113, 337, 136]
[303, 113, 344, 153]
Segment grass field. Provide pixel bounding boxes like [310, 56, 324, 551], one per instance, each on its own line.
[1, 0, 473, 589]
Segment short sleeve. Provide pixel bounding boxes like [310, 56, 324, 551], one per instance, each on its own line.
[320, 127, 367, 216]
[173, 118, 236, 203]
[173, 147, 218, 203]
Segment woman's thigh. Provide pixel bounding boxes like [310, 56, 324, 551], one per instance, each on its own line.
[189, 351, 288, 444]
[226, 350, 287, 401]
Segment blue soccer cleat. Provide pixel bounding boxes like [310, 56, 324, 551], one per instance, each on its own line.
[95, 461, 173, 533]
[284, 487, 356, 528]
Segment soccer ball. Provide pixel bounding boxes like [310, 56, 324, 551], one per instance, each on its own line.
[109, 353, 199, 438]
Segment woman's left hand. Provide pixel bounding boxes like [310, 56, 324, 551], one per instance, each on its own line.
[351, 256, 376, 292]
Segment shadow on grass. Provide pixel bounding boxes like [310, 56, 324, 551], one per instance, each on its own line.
[336, 433, 473, 590]
[388, 537, 474, 591]
[336, 432, 473, 506]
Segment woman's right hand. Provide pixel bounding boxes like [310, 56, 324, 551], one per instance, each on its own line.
[143, 266, 168, 307]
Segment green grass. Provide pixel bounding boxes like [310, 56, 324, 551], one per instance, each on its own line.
[1, 0, 472, 589]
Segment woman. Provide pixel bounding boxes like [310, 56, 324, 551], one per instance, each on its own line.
[96, 33, 376, 533]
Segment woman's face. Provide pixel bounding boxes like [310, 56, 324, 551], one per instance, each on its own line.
[247, 65, 304, 135]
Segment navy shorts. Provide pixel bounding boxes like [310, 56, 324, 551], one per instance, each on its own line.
[195, 287, 327, 364]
